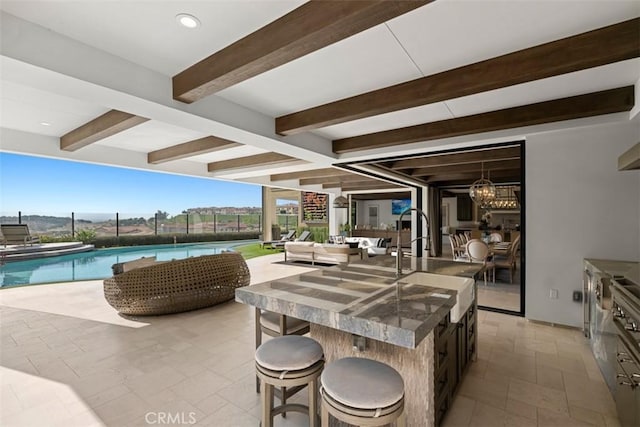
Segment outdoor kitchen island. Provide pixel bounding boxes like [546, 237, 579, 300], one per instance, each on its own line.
[235, 256, 483, 426]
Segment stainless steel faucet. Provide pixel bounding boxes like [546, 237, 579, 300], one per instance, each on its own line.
[396, 207, 431, 276]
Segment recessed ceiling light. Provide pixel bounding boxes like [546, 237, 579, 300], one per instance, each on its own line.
[40, 122, 51, 126]
[176, 13, 200, 29]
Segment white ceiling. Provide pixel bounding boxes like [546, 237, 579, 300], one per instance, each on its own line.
[0, 0, 638, 193]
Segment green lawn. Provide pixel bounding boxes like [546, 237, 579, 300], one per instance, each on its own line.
[234, 243, 281, 259]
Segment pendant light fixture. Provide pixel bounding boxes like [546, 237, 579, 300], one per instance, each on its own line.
[469, 162, 496, 208]
[333, 194, 348, 209]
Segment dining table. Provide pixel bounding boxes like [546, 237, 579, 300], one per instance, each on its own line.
[489, 241, 511, 256]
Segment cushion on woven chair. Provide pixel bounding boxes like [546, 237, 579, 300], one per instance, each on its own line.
[321, 357, 404, 410]
[111, 256, 157, 275]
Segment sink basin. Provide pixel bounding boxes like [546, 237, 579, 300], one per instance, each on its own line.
[401, 272, 474, 322]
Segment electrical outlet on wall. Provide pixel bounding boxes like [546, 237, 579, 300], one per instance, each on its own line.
[549, 289, 559, 299]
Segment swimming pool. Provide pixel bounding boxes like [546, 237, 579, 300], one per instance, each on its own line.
[0, 241, 253, 287]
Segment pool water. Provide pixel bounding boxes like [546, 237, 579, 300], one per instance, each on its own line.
[0, 241, 252, 287]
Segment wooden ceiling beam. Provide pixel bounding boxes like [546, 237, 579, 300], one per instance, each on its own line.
[60, 110, 149, 152]
[321, 180, 385, 189]
[321, 182, 342, 189]
[299, 174, 375, 186]
[339, 182, 403, 191]
[207, 152, 301, 172]
[148, 136, 240, 164]
[391, 147, 521, 169]
[334, 86, 634, 153]
[410, 159, 521, 177]
[277, 18, 639, 135]
[173, 1, 429, 103]
[270, 168, 350, 181]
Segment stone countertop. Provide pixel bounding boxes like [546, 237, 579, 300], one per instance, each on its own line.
[235, 256, 483, 349]
[585, 259, 639, 286]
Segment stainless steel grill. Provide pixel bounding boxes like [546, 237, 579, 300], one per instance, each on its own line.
[611, 277, 640, 426]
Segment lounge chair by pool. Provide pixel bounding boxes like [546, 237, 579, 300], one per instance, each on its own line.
[260, 230, 296, 249]
[1, 224, 40, 247]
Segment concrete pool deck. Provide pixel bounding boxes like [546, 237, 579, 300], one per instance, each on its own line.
[0, 252, 616, 426]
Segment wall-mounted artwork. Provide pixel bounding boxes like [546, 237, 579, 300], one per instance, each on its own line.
[391, 199, 411, 215]
[302, 192, 328, 223]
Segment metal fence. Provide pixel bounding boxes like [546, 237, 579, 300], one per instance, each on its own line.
[0, 211, 299, 238]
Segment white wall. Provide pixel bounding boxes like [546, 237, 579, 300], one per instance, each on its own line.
[526, 121, 640, 327]
[442, 197, 459, 229]
[355, 199, 402, 229]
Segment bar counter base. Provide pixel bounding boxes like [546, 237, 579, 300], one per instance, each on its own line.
[311, 324, 435, 427]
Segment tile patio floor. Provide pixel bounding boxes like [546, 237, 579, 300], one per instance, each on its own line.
[0, 253, 619, 426]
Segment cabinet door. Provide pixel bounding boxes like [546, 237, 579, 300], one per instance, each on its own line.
[456, 321, 467, 386]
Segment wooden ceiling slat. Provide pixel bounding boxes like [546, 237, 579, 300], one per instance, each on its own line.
[333, 86, 634, 153]
[60, 110, 149, 152]
[207, 152, 300, 172]
[434, 178, 522, 187]
[277, 18, 639, 135]
[424, 170, 521, 184]
[352, 192, 412, 200]
[147, 136, 240, 164]
[270, 168, 349, 181]
[391, 147, 521, 169]
[410, 159, 521, 177]
[173, 1, 428, 103]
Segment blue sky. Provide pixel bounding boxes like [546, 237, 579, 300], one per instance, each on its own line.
[0, 153, 262, 216]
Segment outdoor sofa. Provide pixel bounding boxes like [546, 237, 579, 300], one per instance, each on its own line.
[344, 237, 390, 256]
[104, 252, 250, 316]
[284, 241, 363, 265]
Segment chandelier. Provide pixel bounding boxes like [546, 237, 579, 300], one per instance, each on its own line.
[487, 186, 519, 209]
[469, 163, 496, 208]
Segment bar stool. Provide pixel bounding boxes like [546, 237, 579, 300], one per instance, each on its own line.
[320, 357, 406, 427]
[255, 309, 310, 393]
[255, 335, 324, 427]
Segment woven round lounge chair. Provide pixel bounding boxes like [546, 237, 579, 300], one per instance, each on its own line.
[103, 252, 250, 316]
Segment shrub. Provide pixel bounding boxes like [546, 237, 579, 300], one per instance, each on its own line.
[91, 232, 260, 248]
[39, 234, 74, 243]
[295, 226, 329, 243]
[75, 229, 97, 244]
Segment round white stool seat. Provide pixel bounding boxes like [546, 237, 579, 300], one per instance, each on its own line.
[321, 357, 404, 410]
[256, 335, 324, 372]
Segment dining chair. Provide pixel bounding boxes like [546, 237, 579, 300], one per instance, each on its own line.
[453, 234, 466, 256]
[494, 236, 521, 284]
[489, 232, 503, 243]
[449, 236, 467, 261]
[465, 239, 495, 285]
